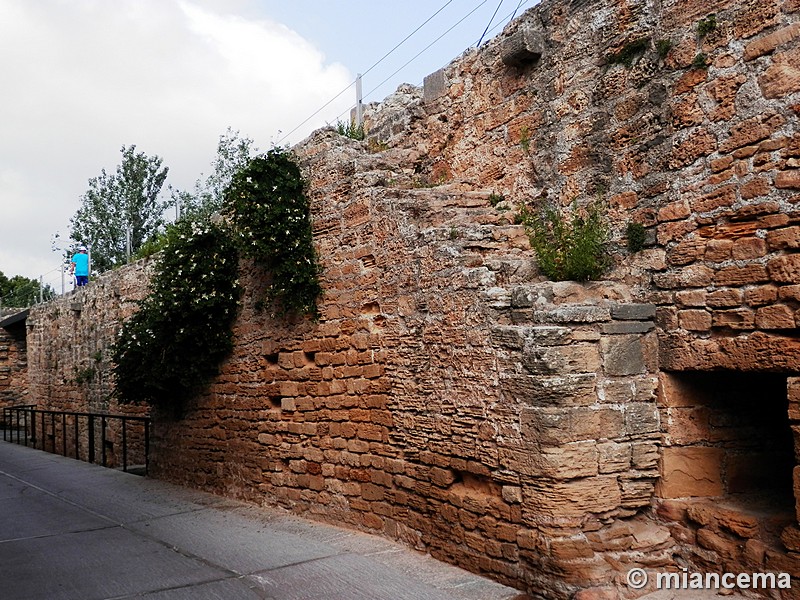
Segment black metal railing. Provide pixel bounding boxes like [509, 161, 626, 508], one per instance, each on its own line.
[2, 405, 150, 475]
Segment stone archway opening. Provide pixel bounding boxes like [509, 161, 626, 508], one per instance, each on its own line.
[657, 371, 796, 549]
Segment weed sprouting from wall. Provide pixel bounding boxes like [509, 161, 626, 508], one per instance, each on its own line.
[521, 200, 610, 282]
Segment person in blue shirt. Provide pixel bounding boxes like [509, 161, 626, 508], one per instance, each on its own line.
[70, 246, 90, 287]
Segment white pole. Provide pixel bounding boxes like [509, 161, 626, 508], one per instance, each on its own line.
[126, 226, 131, 263]
[61, 263, 65, 295]
[87, 245, 92, 280]
[355, 73, 363, 128]
[39, 276, 43, 304]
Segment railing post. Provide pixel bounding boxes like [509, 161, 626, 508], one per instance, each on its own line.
[62, 413, 67, 456]
[74, 415, 79, 460]
[122, 418, 128, 472]
[29, 408, 35, 447]
[101, 416, 107, 467]
[145, 419, 150, 476]
[88, 415, 95, 463]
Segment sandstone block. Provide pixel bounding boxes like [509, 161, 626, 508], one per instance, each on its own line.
[597, 442, 631, 474]
[777, 170, 800, 189]
[678, 309, 712, 331]
[526, 476, 621, 517]
[658, 446, 724, 498]
[714, 263, 769, 286]
[610, 303, 656, 321]
[691, 185, 736, 213]
[601, 335, 646, 376]
[503, 373, 597, 406]
[625, 403, 660, 435]
[676, 289, 707, 307]
[744, 284, 778, 306]
[768, 254, 800, 283]
[755, 304, 796, 329]
[759, 47, 800, 99]
[712, 308, 755, 329]
[731, 237, 767, 260]
[706, 288, 742, 308]
[720, 114, 785, 153]
[767, 226, 800, 250]
[669, 128, 716, 168]
[657, 199, 690, 222]
[523, 343, 601, 375]
[744, 23, 800, 60]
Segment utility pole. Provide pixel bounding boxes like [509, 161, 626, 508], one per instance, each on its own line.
[355, 73, 363, 129]
[39, 276, 43, 304]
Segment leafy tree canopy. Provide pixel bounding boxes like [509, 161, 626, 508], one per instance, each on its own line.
[0, 272, 55, 308]
[171, 128, 257, 221]
[69, 145, 169, 273]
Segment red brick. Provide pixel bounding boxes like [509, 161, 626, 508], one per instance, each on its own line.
[756, 304, 796, 329]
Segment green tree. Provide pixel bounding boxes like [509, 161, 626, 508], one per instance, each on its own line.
[172, 127, 257, 220]
[70, 145, 169, 272]
[0, 272, 55, 308]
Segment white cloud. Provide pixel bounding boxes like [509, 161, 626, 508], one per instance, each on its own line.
[0, 0, 353, 284]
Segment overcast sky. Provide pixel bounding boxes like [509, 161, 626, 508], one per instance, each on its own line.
[0, 0, 535, 291]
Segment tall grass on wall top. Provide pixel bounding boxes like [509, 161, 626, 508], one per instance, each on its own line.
[112, 219, 240, 407]
[522, 200, 610, 282]
[224, 147, 322, 318]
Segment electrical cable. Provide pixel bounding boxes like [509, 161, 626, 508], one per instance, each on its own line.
[476, 0, 504, 47]
[361, 0, 489, 104]
[276, 0, 458, 144]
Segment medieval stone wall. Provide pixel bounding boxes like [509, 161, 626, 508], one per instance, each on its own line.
[21, 0, 800, 598]
[0, 314, 28, 410]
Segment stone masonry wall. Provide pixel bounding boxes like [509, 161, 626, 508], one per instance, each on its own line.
[23, 0, 800, 598]
[0, 314, 28, 411]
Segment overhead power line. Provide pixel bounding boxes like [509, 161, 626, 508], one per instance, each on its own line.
[476, 0, 505, 47]
[277, 0, 459, 145]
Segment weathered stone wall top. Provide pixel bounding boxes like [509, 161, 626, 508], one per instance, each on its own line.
[26, 258, 153, 414]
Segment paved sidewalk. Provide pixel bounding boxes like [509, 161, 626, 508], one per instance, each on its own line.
[0, 441, 525, 600]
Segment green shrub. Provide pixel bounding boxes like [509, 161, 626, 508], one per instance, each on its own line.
[522, 200, 610, 282]
[626, 221, 647, 252]
[607, 37, 650, 68]
[112, 219, 240, 407]
[224, 148, 322, 317]
[692, 53, 708, 69]
[656, 39, 672, 60]
[336, 120, 365, 141]
[697, 14, 717, 38]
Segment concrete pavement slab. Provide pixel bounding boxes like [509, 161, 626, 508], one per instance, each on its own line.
[0, 441, 525, 600]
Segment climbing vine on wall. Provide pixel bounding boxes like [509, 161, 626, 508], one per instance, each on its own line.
[112, 149, 321, 408]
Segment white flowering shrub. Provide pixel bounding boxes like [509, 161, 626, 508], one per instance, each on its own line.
[224, 147, 321, 317]
[112, 219, 240, 407]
